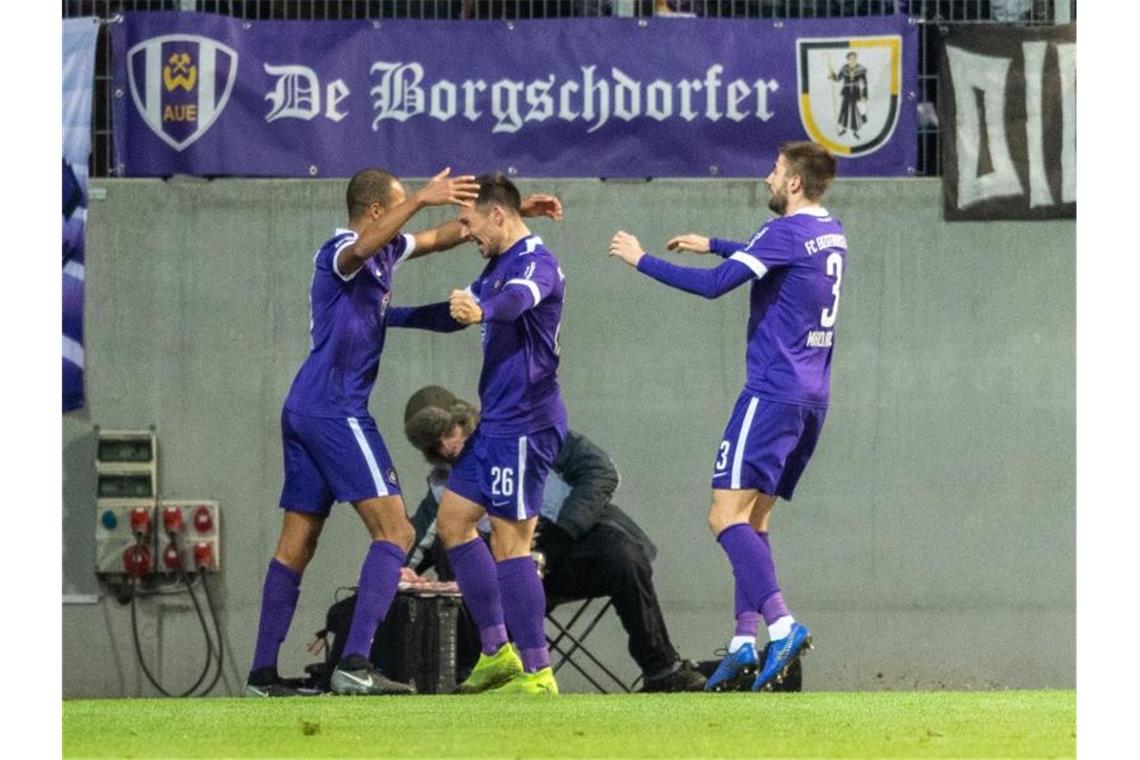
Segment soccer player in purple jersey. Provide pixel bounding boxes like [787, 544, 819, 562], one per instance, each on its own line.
[385, 173, 568, 695]
[608, 141, 844, 692]
[245, 167, 561, 697]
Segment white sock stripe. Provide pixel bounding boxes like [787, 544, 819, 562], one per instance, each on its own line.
[347, 417, 389, 497]
[731, 397, 760, 489]
[517, 436, 528, 520]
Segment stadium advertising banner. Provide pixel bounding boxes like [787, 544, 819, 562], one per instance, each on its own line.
[64, 17, 99, 413]
[940, 24, 1076, 221]
[111, 13, 917, 178]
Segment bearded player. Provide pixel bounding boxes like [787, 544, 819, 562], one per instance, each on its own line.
[608, 141, 845, 692]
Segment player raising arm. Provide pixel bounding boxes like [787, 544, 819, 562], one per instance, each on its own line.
[608, 141, 847, 693]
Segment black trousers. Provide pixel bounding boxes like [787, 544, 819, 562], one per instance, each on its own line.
[543, 523, 679, 677]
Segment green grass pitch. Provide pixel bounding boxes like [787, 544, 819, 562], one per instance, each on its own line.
[64, 690, 1074, 758]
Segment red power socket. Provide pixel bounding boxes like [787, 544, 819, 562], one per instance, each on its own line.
[163, 506, 184, 536]
[193, 506, 213, 533]
[193, 542, 214, 569]
[123, 544, 152, 578]
[162, 543, 183, 571]
[129, 507, 152, 537]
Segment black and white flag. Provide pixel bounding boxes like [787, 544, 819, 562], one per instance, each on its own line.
[940, 24, 1075, 221]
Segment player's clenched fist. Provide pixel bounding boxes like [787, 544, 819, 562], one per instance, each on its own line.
[449, 289, 483, 325]
[608, 231, 645, 267]
[666, 234, 711, 254]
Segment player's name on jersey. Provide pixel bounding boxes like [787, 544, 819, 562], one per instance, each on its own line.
[804, 234, 847, 256]
[805, 330, 835, 348]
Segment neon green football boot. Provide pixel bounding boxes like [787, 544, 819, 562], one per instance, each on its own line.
[491, 667, 560, 696]
[454, 643, 524, 694]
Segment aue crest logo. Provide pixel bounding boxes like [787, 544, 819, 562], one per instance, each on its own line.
[128, 35, 238, 151]
[796, 35, 901, 157]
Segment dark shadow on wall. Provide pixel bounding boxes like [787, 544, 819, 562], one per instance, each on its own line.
[63, 420, 98, 597]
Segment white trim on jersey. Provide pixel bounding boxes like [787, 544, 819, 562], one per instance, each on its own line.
[347, 417, 390, 498]
[331, 230, 362, 283]
[505, 278, 543, 307]
[462, 284, 481, 304]
[393, 232, 417, 271]
[63, 261, 85, 281]
[730, 251, 769, 280]
[521, 235, 543, 255]
[516, 435, 528, 520]
[731, 397, 760, 489]
[792, 206, 829, 218]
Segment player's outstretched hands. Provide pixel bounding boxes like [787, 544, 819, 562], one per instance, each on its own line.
[449, 289, 483, 325]
[666, 234, 712, 254]
[417, 167, 480, 208]
[520, 193, 564, 222]
[608, 231, 645, 267]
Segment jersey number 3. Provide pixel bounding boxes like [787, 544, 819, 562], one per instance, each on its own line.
[820, 252, 843, 328]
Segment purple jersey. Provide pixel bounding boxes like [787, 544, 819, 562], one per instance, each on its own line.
[729, 207, 846, 407]
[637, 207, 845, 407]
[469, 234, 567, 436]
[283, 228, 415, 417]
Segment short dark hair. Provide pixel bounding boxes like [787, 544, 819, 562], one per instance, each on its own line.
[346, 168, 399, 219]
[779, 141, 837, 201]
[474, 172, 521, 214]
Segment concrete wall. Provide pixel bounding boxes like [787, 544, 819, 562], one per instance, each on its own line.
[62, 177, 1074, 696]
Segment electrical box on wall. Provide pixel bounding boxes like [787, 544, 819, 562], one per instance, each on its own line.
[95, 428, 157, 499]
[94, 429, 157, 577]
[95, 501, 156, 576]
[157, 500, 221, 572]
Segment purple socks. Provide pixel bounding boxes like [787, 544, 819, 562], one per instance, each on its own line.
[718, 524, 791, 632]
[341, 540, 407, 661]
[447, 538, 509, 655]
[251, 558, 302, 672]
[497, 556, 551, 673]
[756, 530, 790, 625]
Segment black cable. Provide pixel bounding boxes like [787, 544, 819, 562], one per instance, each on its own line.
[196, 566, 226, 696]
[170, 531, 224, 697]
[129, 574, 212, 697]
[128, 533, 217, 698]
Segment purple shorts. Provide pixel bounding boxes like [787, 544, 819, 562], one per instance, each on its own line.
[446, 425, 566, 521]
[279, 408, 402, 517]
[710, 393, 827, 500]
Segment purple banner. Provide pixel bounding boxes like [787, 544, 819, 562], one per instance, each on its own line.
[64, 17, 99, 413]
[113, 13, 916, 178]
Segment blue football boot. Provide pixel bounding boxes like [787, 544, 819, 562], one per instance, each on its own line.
[704, 642, 760, 692]
[753, 623, 813, 692]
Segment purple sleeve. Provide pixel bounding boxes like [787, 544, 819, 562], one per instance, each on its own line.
[740, 222, 796, 270]
[635, 253, 755, 299]
[386, 302, 466, 333]
[384, 233, 415, 270]
[479, 287, 535, 323]
[481, 257, 561, 322]
[709, 237, 748, 258]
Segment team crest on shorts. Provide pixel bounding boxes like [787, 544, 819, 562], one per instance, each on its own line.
[127, 35, 238, 151]
[796, 35, 901, 157]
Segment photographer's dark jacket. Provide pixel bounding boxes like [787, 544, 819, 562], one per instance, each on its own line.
[409, 430, 656, 577]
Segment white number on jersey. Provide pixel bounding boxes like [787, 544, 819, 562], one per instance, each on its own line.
[715, 441, 731, 471]
[491, 466, 515, 497]
[820, 252, 843, 328]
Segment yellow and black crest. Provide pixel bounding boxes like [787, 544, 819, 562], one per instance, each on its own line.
[797, 36, 902, 157]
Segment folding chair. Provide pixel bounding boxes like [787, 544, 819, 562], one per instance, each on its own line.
[545, 597, 635, 694]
